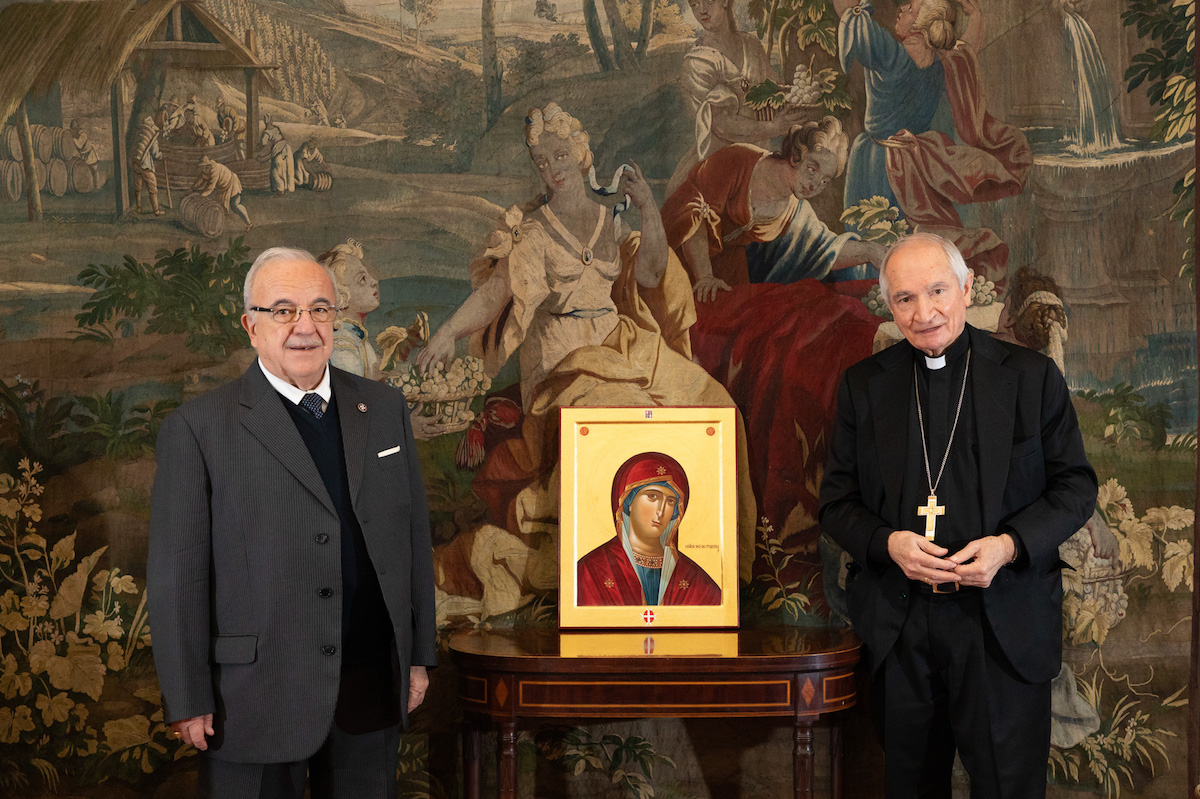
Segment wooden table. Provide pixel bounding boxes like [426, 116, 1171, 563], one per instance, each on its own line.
[450, 626, 860, 799]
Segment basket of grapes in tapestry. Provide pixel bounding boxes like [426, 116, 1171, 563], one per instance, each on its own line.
[387, 355, 492, 434]
[744, 60, 836, 121]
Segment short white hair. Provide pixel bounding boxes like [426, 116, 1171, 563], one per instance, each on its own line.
[879, 233, 970, 306]
[243, 247, 338, 313]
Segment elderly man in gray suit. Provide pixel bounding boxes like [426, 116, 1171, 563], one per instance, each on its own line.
[147, 247, 436, 798]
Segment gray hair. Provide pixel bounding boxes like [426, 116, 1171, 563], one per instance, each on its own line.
[879, 233, 970, 306]
[243, 247, 338, 313]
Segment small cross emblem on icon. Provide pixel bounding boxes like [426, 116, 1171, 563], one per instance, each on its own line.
[642, 609, 656, 625]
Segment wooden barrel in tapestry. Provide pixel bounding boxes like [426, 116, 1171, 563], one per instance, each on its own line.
[0, 160, 22, 201]
[33, 159, 46, 193]
[67, 157, 95, 194]
[45, 157, 69, 197]
[158, 139, 241, 189]
[0, 127, 19, 160]
[227, 158, 270, 191]
[179, 192, 224, 238]
[309, 171, 332, 191]
[29, 124, 53, 162]
[51, 127, 80, 160]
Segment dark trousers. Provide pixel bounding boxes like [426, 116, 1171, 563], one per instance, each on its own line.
[198, 723, 400, 799]
[876, 589, 1051, 799]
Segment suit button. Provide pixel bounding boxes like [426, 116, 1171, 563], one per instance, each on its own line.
[315, 534, 329, 544]
[322, 645, 336, 656]
[318, 588, 332, 598]
[899, 592, 908, 600]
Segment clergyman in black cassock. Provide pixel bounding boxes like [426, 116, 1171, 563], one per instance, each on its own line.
[819, 233, 1097, 798]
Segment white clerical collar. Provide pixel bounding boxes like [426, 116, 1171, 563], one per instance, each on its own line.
[258, 359, 331, 405]
[924, 354, 947, 370]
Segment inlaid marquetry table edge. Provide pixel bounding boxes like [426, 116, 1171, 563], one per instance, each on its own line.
[449, 627, 861, 799]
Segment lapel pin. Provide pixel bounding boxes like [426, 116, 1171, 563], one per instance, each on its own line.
[357, 402, 368, 412]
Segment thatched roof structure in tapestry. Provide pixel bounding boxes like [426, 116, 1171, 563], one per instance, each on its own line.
[0, 0, 277, 130]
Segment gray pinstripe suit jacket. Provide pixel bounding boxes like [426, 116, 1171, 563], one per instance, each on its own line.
[147, 362, 437, 763]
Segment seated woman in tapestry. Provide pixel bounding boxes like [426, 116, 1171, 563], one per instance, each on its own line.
[417, 102, 755, 556]
[667, 0, 814, 193]
[577, 452, 720, 606]
[837, 0, 1029, 278]
[659, 117, 887, 557]
[663, 116, 884, 300]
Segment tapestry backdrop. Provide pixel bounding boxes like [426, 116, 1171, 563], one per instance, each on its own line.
[0, 0, 1193, 794]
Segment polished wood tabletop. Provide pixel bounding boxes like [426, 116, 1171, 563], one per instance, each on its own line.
[451, 626, 861, 799]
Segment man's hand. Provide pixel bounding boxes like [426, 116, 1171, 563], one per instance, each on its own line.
[171, 714, 214, 750]
[888, 530, 960, 584]
[407, 665, 429, 712]
[949, 534, 1016, 588]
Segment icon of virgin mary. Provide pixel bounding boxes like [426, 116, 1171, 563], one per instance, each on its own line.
[576, 452, 721, 606]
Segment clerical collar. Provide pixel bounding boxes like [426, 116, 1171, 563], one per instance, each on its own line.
[919, 329, 970, 372]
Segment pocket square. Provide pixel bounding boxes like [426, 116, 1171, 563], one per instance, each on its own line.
[377, 445, 401, 458]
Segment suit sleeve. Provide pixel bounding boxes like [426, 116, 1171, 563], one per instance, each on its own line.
[819, 371, 895, 567]
[1000, 359, 1098, 572]
[401, 402, 438, 668]
[146, 411, 215, 723]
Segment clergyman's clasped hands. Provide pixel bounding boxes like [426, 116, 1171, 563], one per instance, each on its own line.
[887, 529, 1017, 589]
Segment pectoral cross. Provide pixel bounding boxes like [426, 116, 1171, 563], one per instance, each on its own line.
[917, 494, 945, 541]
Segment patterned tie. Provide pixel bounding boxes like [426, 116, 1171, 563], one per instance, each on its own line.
[300, 392, 325, 419]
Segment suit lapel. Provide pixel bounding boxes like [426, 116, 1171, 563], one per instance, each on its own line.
[331, 368, 367, 507]
[868, 342, 913, 524]
[239, 362, 337, 516]
[969, 327, 1017, 529]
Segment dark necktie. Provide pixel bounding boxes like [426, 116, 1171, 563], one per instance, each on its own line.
[300, 392, 325, 419]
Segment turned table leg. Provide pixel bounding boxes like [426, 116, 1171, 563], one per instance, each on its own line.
[462, 718, 481, 799]
[830, 715, 844, 799]
[498, 719, 518, 799]
[794, 719, 814, 799]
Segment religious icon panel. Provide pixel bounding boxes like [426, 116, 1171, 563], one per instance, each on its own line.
[559, 407, 739, 629]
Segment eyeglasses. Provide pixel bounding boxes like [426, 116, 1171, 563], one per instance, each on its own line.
[249, 305, 336, 324]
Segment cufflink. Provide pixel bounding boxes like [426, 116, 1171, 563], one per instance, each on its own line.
[357, 402, 367, 412]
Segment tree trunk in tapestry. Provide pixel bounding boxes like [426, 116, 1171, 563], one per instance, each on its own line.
[482, 0, 501, 130]
[600, 0, 638, 69]
[583, 0, 614, 72]
[636, 0, 652, 55]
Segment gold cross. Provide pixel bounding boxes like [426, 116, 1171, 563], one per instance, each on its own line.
[917, 494, 945, 541]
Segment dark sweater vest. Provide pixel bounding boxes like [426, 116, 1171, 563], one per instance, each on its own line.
[281, 391, 398, 732]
